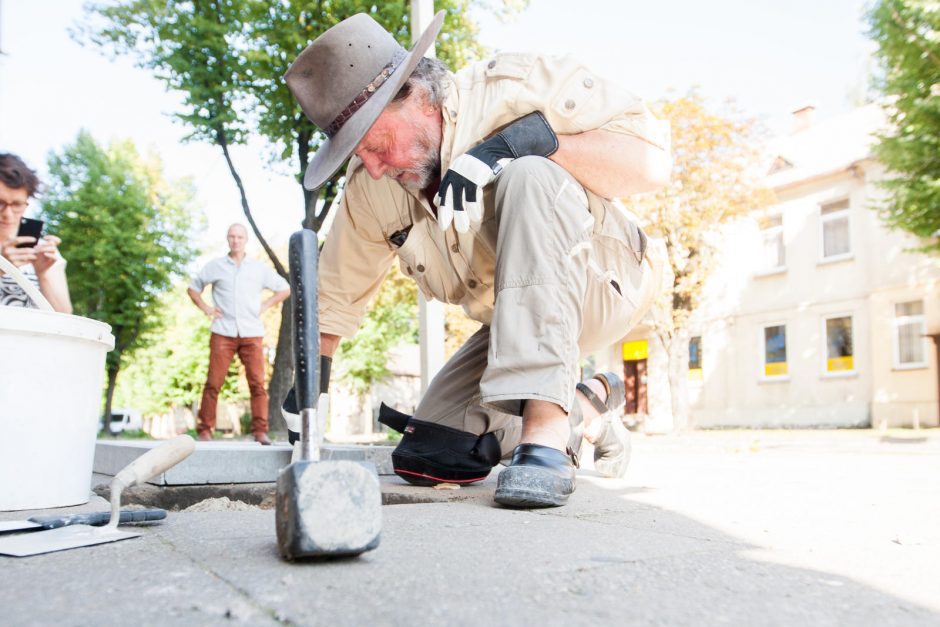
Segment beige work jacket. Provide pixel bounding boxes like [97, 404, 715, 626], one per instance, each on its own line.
[318, 53, 670, 339]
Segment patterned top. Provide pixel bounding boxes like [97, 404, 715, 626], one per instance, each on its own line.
[0, 263, 40, 308]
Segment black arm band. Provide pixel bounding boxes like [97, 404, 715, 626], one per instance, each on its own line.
[498, 111, 559, 159]
[320, 355, 332, 394]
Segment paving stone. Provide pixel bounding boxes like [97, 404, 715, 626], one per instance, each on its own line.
[93, 440, 395, 485]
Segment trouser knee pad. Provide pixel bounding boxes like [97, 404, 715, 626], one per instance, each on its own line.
[379, 403, 501, 486]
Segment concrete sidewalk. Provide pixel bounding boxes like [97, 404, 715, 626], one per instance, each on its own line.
[1, 430, 939, 626]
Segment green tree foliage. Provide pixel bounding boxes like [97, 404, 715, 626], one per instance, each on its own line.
[41, 131, 199, 425]
[868, 0, 940, 253]
[112, 284, 245, 417]
[631, 94, 773, 430]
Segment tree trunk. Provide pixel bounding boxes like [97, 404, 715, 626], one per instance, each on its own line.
[215, 127, 287, 278]
[667, 328, 691, 433]
[645, 332, 674, 434]
[101, 365, 119, 435]
[267, 297, 294, 434]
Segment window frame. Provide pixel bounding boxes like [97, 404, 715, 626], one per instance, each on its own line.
[688, 335, 703, 382]
[758, 214, 786, 275]
[892, 300, 928, 370]
[822, 313, 857, 378]
[760, 322, 790, 381]
[819, 198, 852, 263]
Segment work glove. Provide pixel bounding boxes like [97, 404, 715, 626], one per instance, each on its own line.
[435, 111, 558, 233]
[282, 355, 332, 445]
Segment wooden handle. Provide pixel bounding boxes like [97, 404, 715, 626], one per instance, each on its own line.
[112, 435, 195, 489]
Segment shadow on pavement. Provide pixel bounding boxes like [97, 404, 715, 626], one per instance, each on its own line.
[2, 473, 936, 626]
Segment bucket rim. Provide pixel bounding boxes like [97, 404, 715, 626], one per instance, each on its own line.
[0, 307, 115, 349]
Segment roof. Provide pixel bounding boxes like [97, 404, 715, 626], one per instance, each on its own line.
[764, 103, 889, 189]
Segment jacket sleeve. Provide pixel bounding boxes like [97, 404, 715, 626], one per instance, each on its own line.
[466, 53, 671, 153]
[317, 167, 397, 339]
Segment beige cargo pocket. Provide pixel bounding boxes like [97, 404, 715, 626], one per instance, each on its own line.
[589, 207, 649, 311]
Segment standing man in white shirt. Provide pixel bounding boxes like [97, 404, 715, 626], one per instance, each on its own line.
[188, 224, 290, 445]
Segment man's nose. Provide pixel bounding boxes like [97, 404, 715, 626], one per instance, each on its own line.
[357, 151, 388, 180]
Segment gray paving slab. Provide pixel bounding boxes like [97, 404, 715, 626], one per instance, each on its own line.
[2, 431, 938, 626]
[93, 440, 395, 484]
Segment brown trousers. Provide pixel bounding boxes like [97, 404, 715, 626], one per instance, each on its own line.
[197, 333, 268, 436]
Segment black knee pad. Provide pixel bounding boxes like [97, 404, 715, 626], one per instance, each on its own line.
[378, 403, 501, 486]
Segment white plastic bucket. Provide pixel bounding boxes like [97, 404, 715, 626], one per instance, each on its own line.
[0, 307, 115, 510]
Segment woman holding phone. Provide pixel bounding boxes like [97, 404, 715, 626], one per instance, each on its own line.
[0, 153, 72, 313]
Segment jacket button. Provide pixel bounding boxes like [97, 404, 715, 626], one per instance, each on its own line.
[467, 279, 477, 289]
[451, 244, 459, 253]
[583, 77, 594, 88]
[487, 60, 496, 69]
[565, 99, 576, 110]
[406, 266, 412, 275]
[416, 264, 425, 273]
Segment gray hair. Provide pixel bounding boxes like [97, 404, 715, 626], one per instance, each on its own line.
[392, 57, 450, 109]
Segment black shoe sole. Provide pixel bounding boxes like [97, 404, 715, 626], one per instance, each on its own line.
[494, 465, 575, 508]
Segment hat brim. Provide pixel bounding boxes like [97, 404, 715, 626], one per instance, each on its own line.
[302, 11, 445, 191]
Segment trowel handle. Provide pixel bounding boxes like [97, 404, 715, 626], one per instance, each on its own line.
[112, 435, 196, 489]
[288, 229, 320, 412]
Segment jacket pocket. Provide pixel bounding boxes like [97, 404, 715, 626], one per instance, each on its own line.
[396, 222, 465, 304]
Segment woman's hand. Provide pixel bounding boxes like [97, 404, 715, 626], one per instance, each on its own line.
[0, 235, 40, 268]
[30, 235, 62, 275]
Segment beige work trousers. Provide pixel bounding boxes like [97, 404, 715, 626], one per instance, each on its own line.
[412, 156, 656, 457]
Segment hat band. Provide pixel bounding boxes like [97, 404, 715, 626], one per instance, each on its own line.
[324, 48, 408, 138]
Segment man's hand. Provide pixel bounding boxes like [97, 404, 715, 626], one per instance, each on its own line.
[435, 111, 558, 233]
[187, 286, 222, 320]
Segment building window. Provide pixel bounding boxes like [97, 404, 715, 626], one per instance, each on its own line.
[893, 301, 927, 369]
[762, 324, 788, 378]
[689, 336, 702, 381]
[825, 315, 855, 373]
[759, 214, 785, 272]
[820, 199, 851, 260]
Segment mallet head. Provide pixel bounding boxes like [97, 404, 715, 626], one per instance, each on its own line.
[276, 459, 382, 559]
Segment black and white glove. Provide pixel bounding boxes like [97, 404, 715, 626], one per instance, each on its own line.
[435, 111, 558, 233]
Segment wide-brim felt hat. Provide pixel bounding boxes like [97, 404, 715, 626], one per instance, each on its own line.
[285, 11, 445, 191]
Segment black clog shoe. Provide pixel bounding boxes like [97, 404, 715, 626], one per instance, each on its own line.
[494, 443, 577, 508]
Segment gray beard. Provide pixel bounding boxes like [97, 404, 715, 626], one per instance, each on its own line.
[395, 157, 440, 191]
[391, 115, 442, 191]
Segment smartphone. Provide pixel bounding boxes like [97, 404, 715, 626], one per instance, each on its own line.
[16, 218, 44, 248]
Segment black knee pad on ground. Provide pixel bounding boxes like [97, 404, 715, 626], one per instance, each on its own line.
[378, 403, 501, 486]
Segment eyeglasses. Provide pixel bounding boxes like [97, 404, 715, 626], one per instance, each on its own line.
[0, 200, 29, 212]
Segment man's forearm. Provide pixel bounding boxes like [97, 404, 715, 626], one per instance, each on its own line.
[187, 287, 213, 315]
[320, 332, 340, 358]
[550, 129, 672, 198]
[262, 288, 291, 312]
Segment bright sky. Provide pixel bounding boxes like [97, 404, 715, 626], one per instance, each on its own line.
[0, 0, 873, 263]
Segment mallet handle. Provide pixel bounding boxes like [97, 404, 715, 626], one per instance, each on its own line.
[288, 229, 320, 462]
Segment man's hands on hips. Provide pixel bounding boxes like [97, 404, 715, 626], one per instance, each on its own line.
[435, 111, 559, 233]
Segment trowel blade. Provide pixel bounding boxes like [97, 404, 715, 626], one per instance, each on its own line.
[0, 520, 41, 533]
[0, 524, 141, 557]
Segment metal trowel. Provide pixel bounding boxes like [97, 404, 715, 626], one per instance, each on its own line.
[0, 435, 195, 557]
[0, 508, 167, 534]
